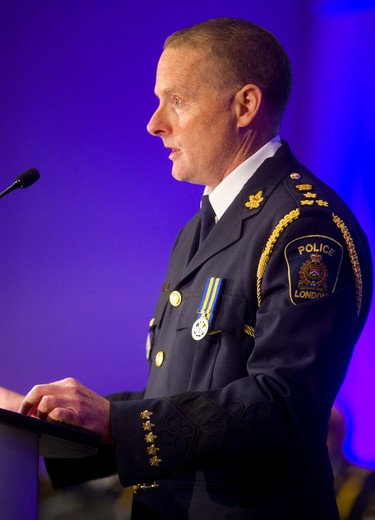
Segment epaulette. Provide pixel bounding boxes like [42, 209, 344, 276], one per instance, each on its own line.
[286, 172, 331, 213]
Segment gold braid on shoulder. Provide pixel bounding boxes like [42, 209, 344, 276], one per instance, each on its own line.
[332, 213, 363, 316]
[256, 209, 300, 306]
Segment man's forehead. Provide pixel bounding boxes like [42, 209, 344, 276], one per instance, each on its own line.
[155, 46, 214, 94]
[157, 46, 209, 75]
[156, 49, 201, 91]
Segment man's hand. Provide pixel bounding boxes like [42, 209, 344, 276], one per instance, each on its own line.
[19, 377, 113, 443]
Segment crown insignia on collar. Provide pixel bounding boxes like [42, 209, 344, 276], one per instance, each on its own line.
[245, 190, 264, 210]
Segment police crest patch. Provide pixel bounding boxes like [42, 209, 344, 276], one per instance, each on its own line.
[284, 235, 344, 304]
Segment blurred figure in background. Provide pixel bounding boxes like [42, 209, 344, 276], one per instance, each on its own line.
[328, 407, 375, 520]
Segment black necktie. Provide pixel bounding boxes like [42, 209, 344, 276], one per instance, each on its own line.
[199, 195, 216, 246]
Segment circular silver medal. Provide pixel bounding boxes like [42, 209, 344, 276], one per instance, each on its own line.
[191, 317, 209, 341]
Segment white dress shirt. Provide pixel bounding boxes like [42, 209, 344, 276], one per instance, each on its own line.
[203, 135, 282, 221]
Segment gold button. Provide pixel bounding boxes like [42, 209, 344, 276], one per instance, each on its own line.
[149, 317, 155, 327]
[290, 172, 301, 180]
[155, 351, 165, 367]
[169, 290, 182, 307]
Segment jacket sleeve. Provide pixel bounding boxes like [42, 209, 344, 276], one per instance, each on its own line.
[45, 390, 145, 488]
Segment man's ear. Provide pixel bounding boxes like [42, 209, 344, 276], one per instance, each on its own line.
[234, 84, 262, 128]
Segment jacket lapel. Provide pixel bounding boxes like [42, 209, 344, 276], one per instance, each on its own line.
[172, 142, 299, 286]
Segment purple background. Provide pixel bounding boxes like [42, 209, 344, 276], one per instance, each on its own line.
[1, 0, 374, 466]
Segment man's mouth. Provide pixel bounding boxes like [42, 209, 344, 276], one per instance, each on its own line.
[168, 148, 180, 160]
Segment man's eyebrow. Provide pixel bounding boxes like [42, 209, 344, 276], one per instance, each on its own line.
[155, 86, 191, 97]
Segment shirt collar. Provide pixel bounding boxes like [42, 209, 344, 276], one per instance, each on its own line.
[203, 135, 282, 221]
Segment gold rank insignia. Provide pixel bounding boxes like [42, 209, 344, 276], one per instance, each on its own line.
[300, 198, 329, 207]
[147, 444, 159, 456]
[245, 190, 264, 210]
[150, 456, 162, 467]
[292, 180, 329, 208]
[140, 410, 153, 420]
[145, 432, 157, 443]
[142, 420, 155, 431]
[141, 409, 163, 468]
[295, 184, 313, 191]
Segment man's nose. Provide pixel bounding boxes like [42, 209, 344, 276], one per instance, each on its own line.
[147, 106, 168, 136]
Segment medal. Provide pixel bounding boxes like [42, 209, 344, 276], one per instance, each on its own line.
[191, 277, 224, 341]
[191, 316, 209, 340]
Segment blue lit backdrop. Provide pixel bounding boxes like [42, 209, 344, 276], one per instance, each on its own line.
[0, 0, 374, 467]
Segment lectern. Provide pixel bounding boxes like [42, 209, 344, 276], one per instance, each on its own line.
[0, 408, 100, 520]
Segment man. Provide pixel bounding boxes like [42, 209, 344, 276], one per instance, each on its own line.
[0, 17, 372, 519]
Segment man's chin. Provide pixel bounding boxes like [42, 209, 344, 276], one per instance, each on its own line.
[171, 168, 189, 183]
[171, 168, 203, 186]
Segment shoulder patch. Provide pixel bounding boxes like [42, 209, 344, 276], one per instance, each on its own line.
[284, 235, 344, 304]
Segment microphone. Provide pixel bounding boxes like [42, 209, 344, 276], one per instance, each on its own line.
[0, 168, 40, 199]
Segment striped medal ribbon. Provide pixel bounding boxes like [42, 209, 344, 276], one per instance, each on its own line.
[191, 277, 223, 341]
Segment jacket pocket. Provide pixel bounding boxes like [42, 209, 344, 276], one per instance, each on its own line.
[176, 292, 247, 338]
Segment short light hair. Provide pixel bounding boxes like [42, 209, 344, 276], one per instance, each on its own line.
[164, 17, 292, 124]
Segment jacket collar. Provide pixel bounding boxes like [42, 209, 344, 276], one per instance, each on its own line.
[173, 141, 299, 284]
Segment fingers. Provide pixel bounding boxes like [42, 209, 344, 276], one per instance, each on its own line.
[28, 396, 72, 423]
[47, 407, 78, 425]
[18, 378, 79, 416]
[17, 378, 112, 442]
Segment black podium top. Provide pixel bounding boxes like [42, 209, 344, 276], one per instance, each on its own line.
[0, 408, 100, 458]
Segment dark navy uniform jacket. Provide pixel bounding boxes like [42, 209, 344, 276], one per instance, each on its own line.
[46, 142, 373, 520]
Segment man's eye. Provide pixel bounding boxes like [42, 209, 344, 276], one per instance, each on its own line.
[173, 98, 183, 107]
